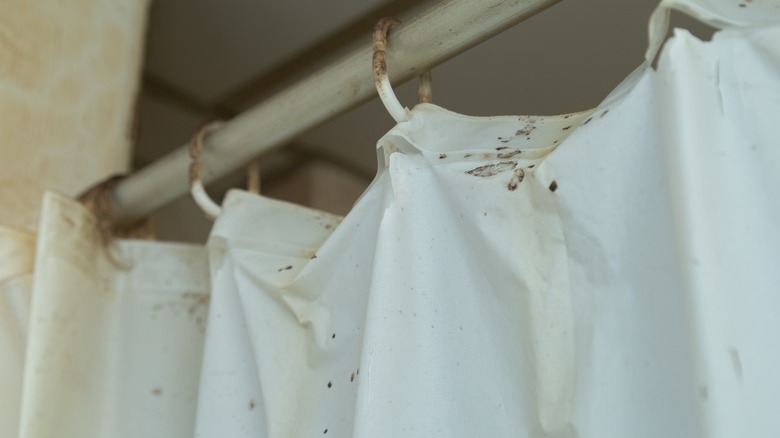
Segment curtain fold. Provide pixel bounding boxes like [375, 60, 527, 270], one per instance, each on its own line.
[193, 1, 780, 437]
[195, 105, 580, 435]
[17, 193, 210, 438]
[533, 9, 780, 436]
[0, 227, 35, 438]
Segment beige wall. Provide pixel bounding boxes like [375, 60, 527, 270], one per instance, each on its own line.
[0, 0, 149, 232]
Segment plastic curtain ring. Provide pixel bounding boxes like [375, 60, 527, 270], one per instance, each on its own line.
[418, 70, 433, 104]
[246, 158, 261, 194]
[372, 17, 433, 123]
[188, 121, 225, 220]
[76, 174, 126, 247]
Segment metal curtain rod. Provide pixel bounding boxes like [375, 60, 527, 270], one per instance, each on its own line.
[110, 0, 561, 224]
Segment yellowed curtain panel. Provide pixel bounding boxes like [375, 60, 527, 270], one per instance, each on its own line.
[0, 227, 34, 437]
[18, 192, 209, 438]
[0, 0, 149, 232]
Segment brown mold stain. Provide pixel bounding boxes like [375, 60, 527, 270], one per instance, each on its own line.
[507, 169, 525, 191]
[466, 161, 517, 177]
[497, 150, 522, 159]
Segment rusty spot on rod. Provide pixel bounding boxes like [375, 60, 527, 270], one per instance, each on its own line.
[77, 174, 127, 251]
[76, 173, 157, 266]
[188, 121, 224, 189]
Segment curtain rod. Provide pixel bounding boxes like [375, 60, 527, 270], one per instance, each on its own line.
[110, 0, 561, 224]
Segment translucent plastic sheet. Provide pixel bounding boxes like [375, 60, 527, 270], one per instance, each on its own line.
[17, 192, 210, 438]
[535, 17, 780, 438]
[195, 106, 581, 436]
[195, 1, 780, 437]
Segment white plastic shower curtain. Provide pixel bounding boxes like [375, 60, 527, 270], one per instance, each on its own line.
[16, 193, 211, 438]
[194, 1, 780, 437]
[2, 0, 779, 437]
[0, 227, 34, 438]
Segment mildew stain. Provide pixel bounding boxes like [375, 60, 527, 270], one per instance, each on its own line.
[466, 161, 517, 177]
[507, 169, 525, 191]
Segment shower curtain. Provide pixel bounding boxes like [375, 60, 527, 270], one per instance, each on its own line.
[0, 0, 146, 435]
[4, 0, 780, 437]
[0, 227, 34, 438]
[194, 1, 780, 437]
[16, 192, 210, 438]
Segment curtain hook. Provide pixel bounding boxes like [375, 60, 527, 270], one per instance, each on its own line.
[418, 70, 433, 104]
[246, 158, 261, 194]
[76, 173, 138, 267]
[77, 174, 126, 249]
[373, 17, 433, 123]
[189, 121, 224, 220]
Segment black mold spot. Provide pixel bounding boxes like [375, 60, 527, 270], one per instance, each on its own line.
[439, 153, 447, 159]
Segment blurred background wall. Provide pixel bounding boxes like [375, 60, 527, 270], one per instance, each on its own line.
[0, 0, 148, 234]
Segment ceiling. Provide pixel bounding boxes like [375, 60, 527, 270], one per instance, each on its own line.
[134, 0, 711, 241]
